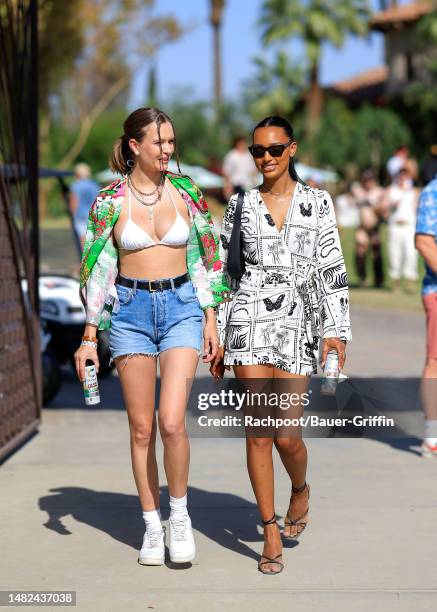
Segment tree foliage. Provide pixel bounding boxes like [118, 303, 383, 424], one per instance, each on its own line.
[243, 51, 306, 120]
[350, 105, 412, 171]
[404, 11, 437, 119]
[39, 0, 183, 168]
[166, 93, 249, 167]
[301, 99, 412, 177]
[38, 0, 85, 112]
[259, 0, 370, 64]
[258, 0, 370, 133]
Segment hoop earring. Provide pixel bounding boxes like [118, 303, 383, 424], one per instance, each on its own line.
[126, 159, 135, 168]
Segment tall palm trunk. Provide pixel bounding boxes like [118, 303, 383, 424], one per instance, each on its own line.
[213, 21, 222, 104]
[210, 0, 225, 108]
[306, 61, 323, 140]
[147, 64, 157, 106]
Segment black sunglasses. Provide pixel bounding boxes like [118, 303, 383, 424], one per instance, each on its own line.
[248, 139, 294, 159]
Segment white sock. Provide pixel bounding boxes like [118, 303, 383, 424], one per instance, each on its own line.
[169, 494, 188, 519]
[142, 509, 162, 532]
[424, 420, 437, 446]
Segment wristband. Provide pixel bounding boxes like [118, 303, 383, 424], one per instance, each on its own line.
[81, 340, 98, 348]
[82, 335, 98, 343]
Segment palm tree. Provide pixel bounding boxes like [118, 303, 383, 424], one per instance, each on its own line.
[244, 50, 306, 119]
[259, 0, 370, 136]
[209, 0, 226, 107]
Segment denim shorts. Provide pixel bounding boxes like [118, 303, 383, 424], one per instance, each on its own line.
[109, 275, 204, 362]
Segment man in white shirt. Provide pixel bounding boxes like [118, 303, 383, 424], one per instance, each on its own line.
[387, 146, 408, 180]
[383, 167, 419, 291]
[387, 145, 418, 185]
[222, 136, 258, 199]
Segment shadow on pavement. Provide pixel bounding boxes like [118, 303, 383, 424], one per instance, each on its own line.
[373, 436, 423, 457]
[38, 486, 298, 562]
[46, 372, 426, 460]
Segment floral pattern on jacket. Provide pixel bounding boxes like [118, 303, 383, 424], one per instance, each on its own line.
[79, 172, 230, 330]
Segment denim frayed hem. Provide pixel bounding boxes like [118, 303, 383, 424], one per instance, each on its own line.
[158, 346, 202, 357]
[111, 352, 158, 371]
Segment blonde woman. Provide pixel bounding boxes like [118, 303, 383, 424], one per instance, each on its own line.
[74, 107, 229, 565]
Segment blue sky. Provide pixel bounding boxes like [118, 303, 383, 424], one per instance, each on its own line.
[131, 0, 400, 106]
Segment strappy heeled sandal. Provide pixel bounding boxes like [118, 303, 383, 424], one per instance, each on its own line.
[283, 482, 310, 540]
[258, 513, 284, 575]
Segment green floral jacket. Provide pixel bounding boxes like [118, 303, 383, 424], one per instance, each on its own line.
[79, 172, 230, 330]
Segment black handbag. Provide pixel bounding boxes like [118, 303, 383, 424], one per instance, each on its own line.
[226, 191, 245, 281]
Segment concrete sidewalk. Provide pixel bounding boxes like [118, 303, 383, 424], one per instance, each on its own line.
[1, 307, 436, 611]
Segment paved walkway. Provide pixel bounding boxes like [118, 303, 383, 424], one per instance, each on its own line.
[1, 307, 436, 611]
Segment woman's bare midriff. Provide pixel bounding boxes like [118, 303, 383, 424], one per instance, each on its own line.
[117, 245, 188, 280]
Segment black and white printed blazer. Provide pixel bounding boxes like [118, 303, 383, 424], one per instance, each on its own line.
[215, 182, 352, 375]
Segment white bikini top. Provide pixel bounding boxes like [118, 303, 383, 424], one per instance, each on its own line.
[119, 182, 190, 250]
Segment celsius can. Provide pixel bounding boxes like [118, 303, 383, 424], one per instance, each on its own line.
[83, 360, 100, 405]
[320, 350, 340, 396]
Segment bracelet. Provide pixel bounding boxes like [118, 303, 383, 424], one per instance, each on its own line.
[82, 335, 98, 343]
[81, 340, 98, 348]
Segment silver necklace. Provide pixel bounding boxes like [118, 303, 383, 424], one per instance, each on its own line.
[128, 177, 163, 220]
[129, 179, 162, 206]
[130, 173, 164, 196]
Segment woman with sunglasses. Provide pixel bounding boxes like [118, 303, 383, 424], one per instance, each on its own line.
[211, 115, 351, 574]
[75, 107, 229, 566]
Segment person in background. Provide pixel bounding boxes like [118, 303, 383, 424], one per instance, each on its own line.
[69, 163, 100, 250]
[305, 176, 321, 190]
[335, 183, 359, 231]
[422, 144, 437, 185]
[351, 169, 385, 288]
[387, 145, 418, 184]
[387, 146, 408, 181]
[404, 156, 419, 185]
[383, 167, 419, 292]
[222, 135, 258, 200]
[415, 171, 437, 457]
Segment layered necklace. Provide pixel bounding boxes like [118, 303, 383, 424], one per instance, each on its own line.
[127, 173, 165, 220]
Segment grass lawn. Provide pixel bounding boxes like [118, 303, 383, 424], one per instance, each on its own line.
[40, 216, 72, 229]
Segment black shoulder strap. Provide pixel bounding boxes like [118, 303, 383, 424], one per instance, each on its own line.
[234, 191, 244, 225]
[227, 192, 245, 280]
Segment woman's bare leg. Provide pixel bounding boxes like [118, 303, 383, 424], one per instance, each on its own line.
[234, 364, 282, 573]
[272, 367, 310, 537]
[115, 355, 159, 511]
[157, 348, 199, 497]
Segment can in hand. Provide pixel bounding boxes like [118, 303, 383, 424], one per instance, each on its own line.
[320, 350, 340, 396]
[83, 359, 100, 405]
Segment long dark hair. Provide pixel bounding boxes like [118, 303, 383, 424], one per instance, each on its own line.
[252, 115, 303, 183]
[110, 107, 182, 176]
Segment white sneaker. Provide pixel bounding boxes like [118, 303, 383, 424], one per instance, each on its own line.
[421, 441, 437, 458]
[138, 527, 165, 565]
[168, 514, 196, 563]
